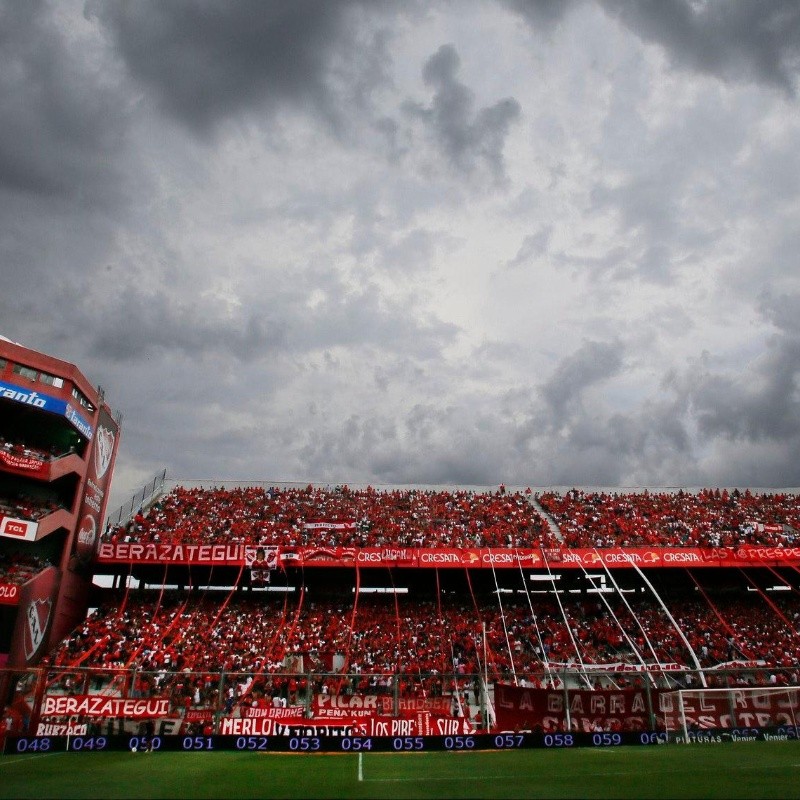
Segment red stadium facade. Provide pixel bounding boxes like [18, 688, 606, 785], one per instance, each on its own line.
[0, 337, 120, 677]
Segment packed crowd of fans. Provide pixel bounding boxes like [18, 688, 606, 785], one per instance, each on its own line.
[0, 492, 62, 522]
[41, 586, 800, 717]
[537, 488, 800, 548]
[0, 434, 75, 462]
[0, 552, 51, 585]
[103, 484, 558, 550]
[101, 484, 800, 551]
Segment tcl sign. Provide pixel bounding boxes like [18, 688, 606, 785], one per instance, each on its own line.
[0, 516, 37, 541]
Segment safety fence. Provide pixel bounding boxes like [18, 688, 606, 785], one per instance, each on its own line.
[2, 664, 799, 742]
[103, 469, 167, 529]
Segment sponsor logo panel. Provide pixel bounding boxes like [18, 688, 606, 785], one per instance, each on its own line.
[0, 516, 38, 541]
[0, 581, 20, 604]
[94, 545, 800, 568]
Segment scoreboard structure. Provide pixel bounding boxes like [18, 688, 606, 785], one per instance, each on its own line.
[0, 337, 120, 689]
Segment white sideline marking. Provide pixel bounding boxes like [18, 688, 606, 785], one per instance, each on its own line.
[361, 776, 522, 783]
[1, 752, 64, 766]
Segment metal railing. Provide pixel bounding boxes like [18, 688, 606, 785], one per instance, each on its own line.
[104, 470, 167, 530]
[2, 664, 797, 738]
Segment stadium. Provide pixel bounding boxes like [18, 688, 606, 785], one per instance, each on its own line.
[2, 338, 800, 799]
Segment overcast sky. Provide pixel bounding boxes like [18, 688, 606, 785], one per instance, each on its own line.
[2, 0, 800, 513]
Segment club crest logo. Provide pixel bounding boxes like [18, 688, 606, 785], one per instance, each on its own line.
[24, 597, 52, 662]
[93, 425, 115, 480]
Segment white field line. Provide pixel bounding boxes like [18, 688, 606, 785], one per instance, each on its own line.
[0, 751, 65, 766]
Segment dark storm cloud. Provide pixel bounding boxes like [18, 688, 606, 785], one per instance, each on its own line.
[87, 0, 396, 134]
[402, 44, 522, 184]
[506, 0, 800, 95]
[759, 291, 800, 337]
[600, 0, 800, 95]
[83, 277, 458, 365]
[85, 288, 288, 362]
[540, 339, 624, 423]
[501, 0, 580, 32]
[297, 402, 518, 487]
[0, 0, 127, 200]
[681, 340, 800, 446]
[0, 0, 134, 359]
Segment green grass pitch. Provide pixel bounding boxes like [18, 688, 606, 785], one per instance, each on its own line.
[1, 742, 800, 799]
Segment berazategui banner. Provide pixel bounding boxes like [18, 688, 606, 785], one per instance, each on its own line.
[95, 543, 800, 568]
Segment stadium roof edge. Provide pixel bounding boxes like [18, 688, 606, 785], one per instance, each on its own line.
[160, 480, 800, 494]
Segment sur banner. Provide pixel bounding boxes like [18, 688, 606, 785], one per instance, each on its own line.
[219, 713, 473, 737]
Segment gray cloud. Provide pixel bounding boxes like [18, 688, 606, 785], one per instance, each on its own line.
[402, 44, 522, 185]
[0, 1, 128, 201]
[501, 0, 580, 32]
[540, 340, 625, 421]
[87, 0, 397, 135]
[684, 341, 800, 446]
[759, 291, 800, 337]
[600, 0, 800, 95]
[504, 227, 553, 270]
[80, 273, 458, 365]
[85, 288, 287, 363]
[508, 0, 800, 95]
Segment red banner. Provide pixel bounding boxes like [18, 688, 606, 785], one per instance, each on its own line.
[241, 706, 311, 719]
[183, 709, 215, 722]
[95, 543, 800, 568]
[313, 694, 382, 719]
[382, 695, 453, 716]
[494, 684, 659, 732]
[656, 689, 800, 731]
[0, 581, 20, 605]
[98, 542, 250, 564]
[220, 716, 356, 736]
[0, 449, 48, 476]
[310, 693, 453, 719]
[219, 713, 471, 737]
[36, 721, 88, 736]
[40, 695, 171, 718]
